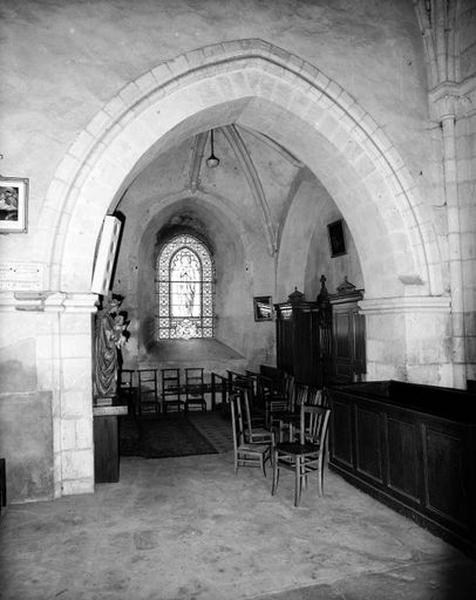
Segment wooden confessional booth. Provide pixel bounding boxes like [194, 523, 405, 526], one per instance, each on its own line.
[274, 276, 366, 387]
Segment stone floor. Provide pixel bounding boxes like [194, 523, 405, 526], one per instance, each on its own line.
[1, 451, 475, 600]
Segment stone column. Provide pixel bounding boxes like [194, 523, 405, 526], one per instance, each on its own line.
[43, 293, 97, 497]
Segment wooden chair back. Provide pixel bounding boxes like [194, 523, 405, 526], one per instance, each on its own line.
[119, 369, 136, 390]
[137, 368, 159, 415]
[185, 367, 204, 387]
[138, 369, 158, 394]
[230, 392, 245, 450]
[185, 368, 204, 397]
[292, 383, 308, 413]
[242, 387, 263, 440]
[306, 387, 323, 407]
[299, 405, 331, 447]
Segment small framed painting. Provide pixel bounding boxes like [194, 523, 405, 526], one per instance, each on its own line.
[253, 296, 273, 322]
[327, 219, 346, 257]
[0, 176, 28, 233]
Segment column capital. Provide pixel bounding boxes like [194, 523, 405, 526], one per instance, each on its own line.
[429, 77, 476, 121]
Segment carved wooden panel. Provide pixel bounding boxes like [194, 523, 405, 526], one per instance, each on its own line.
[329, 283, 366, 384]
[423, 423, 469, 530]
[330, 396, 353, 469]
[355, 405, 383, 483]
[386, 415, 421, 504]
[327, 381, 476, 557]
[276, 317, 293, 374]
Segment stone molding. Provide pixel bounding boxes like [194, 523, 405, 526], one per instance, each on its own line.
[429, 76, 476, 120]
[359, 295, 451, 315]
[0, 291, 97, 313]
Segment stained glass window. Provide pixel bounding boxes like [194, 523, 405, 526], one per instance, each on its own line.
[156, 234, 214, 339]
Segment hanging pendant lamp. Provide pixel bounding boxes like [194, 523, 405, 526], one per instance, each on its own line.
[206, 129, 220, 168]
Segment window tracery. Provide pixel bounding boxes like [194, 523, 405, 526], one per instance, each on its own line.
[156, 234, 214, 339]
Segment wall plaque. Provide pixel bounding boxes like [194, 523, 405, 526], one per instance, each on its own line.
[0, 262, 44, 291]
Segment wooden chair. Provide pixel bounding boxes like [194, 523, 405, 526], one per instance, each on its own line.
[245, 370, 260, 399]
[227, 370, 254, 396]
[184, 368, 207, 413]
[241, 388, 274, 445]
[161, 368, 184, 414]
[281, 387, 327, 443]
[241, 370, 266, 427]
[276, 382, 308, 442]
[137, 368, 160, 416]
[118, 368, 138, 416]
[272, 405, 331, 507]
[263, 373, 294, 428]
[210, 372, 228, 411]
[230, 392, 271, 476]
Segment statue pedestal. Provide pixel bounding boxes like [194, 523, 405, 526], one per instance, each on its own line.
[93, 401, 128, 483]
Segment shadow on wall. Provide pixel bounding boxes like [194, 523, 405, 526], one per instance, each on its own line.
[142, 316, 156, 352]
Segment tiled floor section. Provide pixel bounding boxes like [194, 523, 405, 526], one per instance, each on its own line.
[1, 451, 474, 600]
[188, 410, 234, 453]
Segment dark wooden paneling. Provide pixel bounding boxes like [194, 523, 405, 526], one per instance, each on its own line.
[276, 317, 293, 374]
[354, 313, 366, 375]
[94, 416, 119, 483]
[385, 415, 421, 503]
[335, 312, 352, 359]
[423, 422, 469, 529]
[275, 300, 330, 387]
[327, 381, 476, 558]
[330, 397, 353, 468]
[355, 405, 382, 483]
[329, 289, 366, 385]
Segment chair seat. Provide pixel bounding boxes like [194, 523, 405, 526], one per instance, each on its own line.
[239, 443, 269, 455]
[276, 441, 321, 455]
[245, 429, 273, 445]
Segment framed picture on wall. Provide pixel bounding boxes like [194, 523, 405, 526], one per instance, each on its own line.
[253, 296, 273, 321]
[0, 176, 28, 233]
[327, 219, 346, 257]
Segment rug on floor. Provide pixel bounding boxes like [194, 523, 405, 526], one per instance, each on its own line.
[119, 415, 219, 458]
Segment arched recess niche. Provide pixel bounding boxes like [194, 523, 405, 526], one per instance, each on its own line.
[114, 192, 267, 363]
[277, 172, 364, 299]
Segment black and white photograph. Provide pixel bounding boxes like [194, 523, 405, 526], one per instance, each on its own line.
[253, 295, 273, 321]
[0, 177, 28, 233]
[0, 2, 475, 599]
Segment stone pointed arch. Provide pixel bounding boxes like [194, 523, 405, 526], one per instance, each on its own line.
[38, 38, 442, 301]
[36, 39, 456, 498]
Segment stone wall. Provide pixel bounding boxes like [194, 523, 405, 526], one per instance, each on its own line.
[0, 391, 54, 502]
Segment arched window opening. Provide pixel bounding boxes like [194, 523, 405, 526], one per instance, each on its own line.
[156, 234, 214, 340]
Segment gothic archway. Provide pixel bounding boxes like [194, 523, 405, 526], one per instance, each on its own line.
[37, 39, 451, 496]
